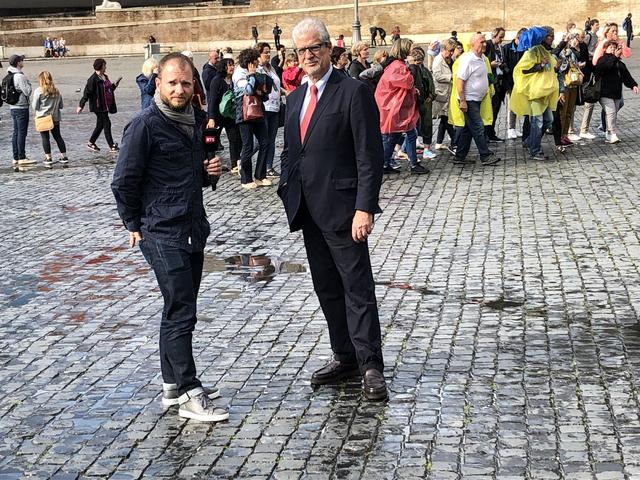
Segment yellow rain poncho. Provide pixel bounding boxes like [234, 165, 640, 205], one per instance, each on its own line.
[447, 33, 494, 128]
[510, 44, 559, 117]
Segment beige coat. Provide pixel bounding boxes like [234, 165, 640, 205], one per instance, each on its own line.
[431, 54, 452, 118]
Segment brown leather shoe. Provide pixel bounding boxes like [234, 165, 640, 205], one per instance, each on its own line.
[311, 360, 360, 386]
[363, 369, 388, 401]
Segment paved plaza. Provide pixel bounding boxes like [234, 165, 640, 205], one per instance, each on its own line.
[2, 53, 640, 479]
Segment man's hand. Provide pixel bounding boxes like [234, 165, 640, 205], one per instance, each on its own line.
[633, 86, 639, 95]
[207, 118, 216, 128]
[129, 231, 142, 247]
[76, 106, 83, 114]
[558, 93, 566, 104]
[204, 156, 222, 176]
[352, 210, 374, 243]
[459, 99, 468, 112]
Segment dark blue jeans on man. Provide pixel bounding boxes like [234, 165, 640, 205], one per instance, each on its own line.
[455, 100, 491, 160]
[527, 107, 553, 156]
[11, 108, 29, 160]
[139, 237, 204, 396]
[264, 111, 279, 170]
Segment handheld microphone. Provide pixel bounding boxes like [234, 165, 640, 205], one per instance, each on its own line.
[202, 127, 222, 191]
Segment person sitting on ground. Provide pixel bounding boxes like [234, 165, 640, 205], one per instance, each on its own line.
[44, 37, 54, 58]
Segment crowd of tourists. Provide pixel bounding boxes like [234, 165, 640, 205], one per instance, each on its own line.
[3, 15, 638, 176]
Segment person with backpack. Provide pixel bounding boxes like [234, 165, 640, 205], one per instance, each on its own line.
[76, 58, 121, 153]
[31, 71, 67, 169]
[5, 54, 34, 168]
[207, 58, 241, 173]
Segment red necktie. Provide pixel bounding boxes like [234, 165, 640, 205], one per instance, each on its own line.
[300, 84, 318, 142]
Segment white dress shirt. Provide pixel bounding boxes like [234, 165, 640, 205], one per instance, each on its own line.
[299, 65, 334, 123]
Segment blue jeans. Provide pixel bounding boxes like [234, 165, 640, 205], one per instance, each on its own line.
[264, 111, 279, 170]
[528, 107, 553, 156]
[139, 237, 204, 395]
[383, 129, 418, 168]
[239, 120, 269, 184]
[11, 108, 29, 160]
[455, 100, 491, 160]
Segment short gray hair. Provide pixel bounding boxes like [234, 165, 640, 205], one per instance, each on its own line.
[291, 18, 331, 47]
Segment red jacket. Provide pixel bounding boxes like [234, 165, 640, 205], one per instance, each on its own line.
[374, 59, 418, 134]
[282, 66, 305, 92]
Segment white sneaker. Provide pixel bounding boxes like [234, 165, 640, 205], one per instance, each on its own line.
[17, 158, 36, 166]
[605, 132, 611, 142]
[580, 132, 596, 139]
[241, 182, 258, 189]
[422, 149, 437, 159]
[516, 130, 523, 137]
[507, 128, 518, 139]
[434, 143, 446, 150]
[254, 178, 273, 186]
[178, 388, 229, 422]
[162, 383, 220, 407]
[607, 133, 620, 144]
[567, 133, 581, 142]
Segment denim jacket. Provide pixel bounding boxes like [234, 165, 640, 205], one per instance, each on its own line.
[111, 104, 211, 251]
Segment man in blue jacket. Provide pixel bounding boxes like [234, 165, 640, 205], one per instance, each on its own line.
[111, 53, 227, 423]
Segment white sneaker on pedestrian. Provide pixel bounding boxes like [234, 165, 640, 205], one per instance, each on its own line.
[580, 132, 596, 139]
[605, 132, 611, 142]
[567, 133, 581, 142]
[434, 143, 446, 150]
[241, 181, 258, 189]
[254, 178, 273, 186]
[17, 158, 36, 166]
[507, 128, 518, 139]
[516, 130, 523, 137]
[422, 149, 437, 159]
[607, 133, 620, 144]
[178, 388, 229, 422]
[162, 383, 220, 407]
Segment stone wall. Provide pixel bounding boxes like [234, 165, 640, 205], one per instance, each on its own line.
[0, 0, 637, 57]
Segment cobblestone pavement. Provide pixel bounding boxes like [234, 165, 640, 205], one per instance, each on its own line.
[2, 53, 640, 479]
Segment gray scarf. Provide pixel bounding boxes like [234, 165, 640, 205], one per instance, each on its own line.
[154, 91, 195, 138]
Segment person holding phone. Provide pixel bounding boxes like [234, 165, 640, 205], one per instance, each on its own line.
[76, 57, 121, 153]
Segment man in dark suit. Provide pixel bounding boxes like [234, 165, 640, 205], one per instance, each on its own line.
[278, 18, 387, 401]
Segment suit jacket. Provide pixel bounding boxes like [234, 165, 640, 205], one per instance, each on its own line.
[278, 69, 384, 232]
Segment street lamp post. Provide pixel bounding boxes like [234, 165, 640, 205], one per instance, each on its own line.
[352, 0, 361, 45]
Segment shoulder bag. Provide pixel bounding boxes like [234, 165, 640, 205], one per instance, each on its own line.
[35, 114, 54, 132]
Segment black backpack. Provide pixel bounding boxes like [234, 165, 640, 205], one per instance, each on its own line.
[1, 72, 21, 105]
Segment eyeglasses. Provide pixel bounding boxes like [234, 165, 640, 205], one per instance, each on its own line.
[295, 43, 326, 57]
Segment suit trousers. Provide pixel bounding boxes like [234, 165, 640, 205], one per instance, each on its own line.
[139, 237, 204, 395]
[300, 202, 384, 373]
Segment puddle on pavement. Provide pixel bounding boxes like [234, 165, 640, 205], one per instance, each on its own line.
[481, 296, 525, 310]
[375, 281, 439, 296]
[203, 253, 306, 284]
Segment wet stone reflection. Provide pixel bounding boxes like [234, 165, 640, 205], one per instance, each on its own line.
[203, 253, 307, 283]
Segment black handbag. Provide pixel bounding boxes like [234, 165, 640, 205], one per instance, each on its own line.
[581, 74, 601, 103]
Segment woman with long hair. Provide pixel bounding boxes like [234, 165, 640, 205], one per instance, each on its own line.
[207, 57, 242, 173]
[375, 38, 428, 174]
[232, 48, 273, 189]
[32, 71, 67, 168]
[330, 46, 350, 77]
[257, 42, 283, 177]
[76, 58, 121, 153]
[136, 57, 158, 109]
